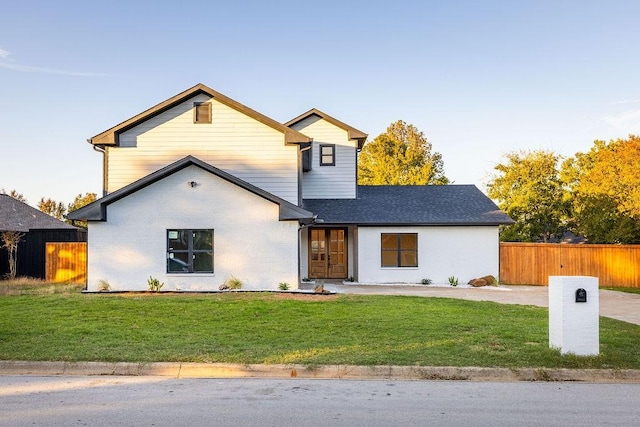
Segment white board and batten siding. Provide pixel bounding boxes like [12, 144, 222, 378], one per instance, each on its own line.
[357, 226, 500, 284]
[107, 94, 300, 204]
[290, 115, 358, 199]
[87, 165, 300, 291]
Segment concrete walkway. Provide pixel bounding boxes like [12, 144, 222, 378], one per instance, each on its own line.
[316, 283, 640, 326]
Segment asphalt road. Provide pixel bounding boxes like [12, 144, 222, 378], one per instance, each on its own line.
[2, 376, 639, 426]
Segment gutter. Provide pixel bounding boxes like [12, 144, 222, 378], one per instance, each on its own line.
[89, 139, 108, 197]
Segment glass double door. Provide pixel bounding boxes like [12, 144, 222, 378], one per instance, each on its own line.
[309, 228, 347, 279]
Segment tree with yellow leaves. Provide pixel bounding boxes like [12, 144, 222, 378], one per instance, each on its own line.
[358, 120, 449, 185]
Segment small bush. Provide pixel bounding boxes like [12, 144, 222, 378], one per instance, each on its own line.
[97, 280, 110, 292]
[147, 276, 164, 292]
[223, 276, 242, 290]
[345, 276, 355, 282]
[421, 278, 432, 285]
[448, 276, 459, 287]
[278, 282, 290, 290]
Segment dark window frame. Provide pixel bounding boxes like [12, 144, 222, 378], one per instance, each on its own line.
[167, 229, 214, 274]
[319, 144, 336, 166]
[381, 233, 418, 268]
[193, 102, 212, 124]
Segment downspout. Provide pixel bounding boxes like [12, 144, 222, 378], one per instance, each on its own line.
[89, 139, 108, 196]
[297, 143, 313, 285]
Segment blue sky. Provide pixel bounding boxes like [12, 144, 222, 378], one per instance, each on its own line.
[1, 0, 639, 207]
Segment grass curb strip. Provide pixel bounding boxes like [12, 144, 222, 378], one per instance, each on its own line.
[1, 361, 640, 383]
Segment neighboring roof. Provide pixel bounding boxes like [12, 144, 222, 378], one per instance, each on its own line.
[0, 194, 78, 232]
[67, 156, 314, 223]
[303, 185, 514, 226]
[90, 83, 313, 146]
[285, 108, 368, 148]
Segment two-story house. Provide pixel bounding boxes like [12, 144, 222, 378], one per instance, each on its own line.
[69, 84, 512, 291]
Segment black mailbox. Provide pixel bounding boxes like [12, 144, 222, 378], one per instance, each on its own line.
[575, 288, 587, 303]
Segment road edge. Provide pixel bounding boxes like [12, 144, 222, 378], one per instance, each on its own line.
[1, 361, 640, 383]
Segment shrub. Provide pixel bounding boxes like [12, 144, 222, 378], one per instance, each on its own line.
[421, 278, 432, 285]
[448, 276, 459, 287]
[278, 282, 290, 290]
[223, 276, 242, 290]
[147, 276, 164, 292]
[97, 280, 110, 292]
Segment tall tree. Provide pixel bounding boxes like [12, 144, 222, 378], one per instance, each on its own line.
[561, 135, 640, 243]
[358, 120, 449, 185]
[38, 198, 66, 220]
[487, 150, 568, 242]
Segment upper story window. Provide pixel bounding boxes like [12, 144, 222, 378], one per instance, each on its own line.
[381, 233, 418, 268]
[167, 229, 214, 273]
[194, 102, 212, 124]
[319, 144, 336, 166]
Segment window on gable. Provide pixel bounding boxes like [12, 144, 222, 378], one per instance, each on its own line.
[194, 102, 212, 124]
[381, 233, 418, 267]
[319, 144, 336, 166]
[167, 229, 214, 273]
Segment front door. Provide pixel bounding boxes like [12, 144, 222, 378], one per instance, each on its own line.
[309, 228, 347, 279]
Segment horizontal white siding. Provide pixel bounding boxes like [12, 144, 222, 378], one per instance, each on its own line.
[357, 226, 500, 284]
[291, 116, 357, 199]
[107, 94, 299, 204]
[87, 165, 299, 291]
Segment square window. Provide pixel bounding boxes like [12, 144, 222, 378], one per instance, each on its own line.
[167, 229, 214, 273]
[381, 233, 418, 267]
[194, 102, 212, 124]
[319, 144, 336, 166]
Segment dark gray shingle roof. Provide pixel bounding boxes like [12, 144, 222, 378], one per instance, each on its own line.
[0, 194, 77, 232]
[303, 185, 513, 226]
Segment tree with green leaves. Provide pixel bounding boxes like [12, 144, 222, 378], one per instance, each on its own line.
[67, 193, 97, 228]
[487, 150, 568, 242]
[358, 120, 449, 185]
[561, 135, 640, 243]
[38, 198, 66, 220]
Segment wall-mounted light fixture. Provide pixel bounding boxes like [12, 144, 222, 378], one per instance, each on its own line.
[188, 181, 198, 188]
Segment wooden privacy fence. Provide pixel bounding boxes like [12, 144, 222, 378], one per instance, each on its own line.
[500, 242, 640, 288]
[45, 242, 87, 284]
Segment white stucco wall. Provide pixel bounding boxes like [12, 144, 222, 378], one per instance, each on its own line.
[357, 226, 500, 284]
[86, 165, 299, 291]
[107, 94, 299, 204]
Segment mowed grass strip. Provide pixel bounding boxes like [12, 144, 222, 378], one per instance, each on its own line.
[1, 292, 639, 369]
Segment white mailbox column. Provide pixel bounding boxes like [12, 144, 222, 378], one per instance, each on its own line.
[548, 276, 599, 356]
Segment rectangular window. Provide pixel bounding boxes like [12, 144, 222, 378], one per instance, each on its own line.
[381, 233, 418, 267]
[319, 144, 336, 166]
[167, 229, 214, 273]
[194, 102, 212, 124]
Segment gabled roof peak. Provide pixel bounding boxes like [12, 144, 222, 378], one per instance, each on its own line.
[285, 108, 368, 148]
[90, 83, 312, 146]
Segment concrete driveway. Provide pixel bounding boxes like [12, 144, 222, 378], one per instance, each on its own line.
[318, 283, 640, 326]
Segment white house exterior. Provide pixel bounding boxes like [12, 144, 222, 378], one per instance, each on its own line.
[69, 83, 512, 291]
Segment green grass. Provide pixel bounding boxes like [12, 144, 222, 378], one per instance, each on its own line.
[1, 290, 639, 369]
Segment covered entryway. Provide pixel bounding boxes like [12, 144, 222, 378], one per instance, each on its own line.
[308, 228, 347, 279]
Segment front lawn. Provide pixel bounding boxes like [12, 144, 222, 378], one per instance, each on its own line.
[1, 290, 639, 369]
